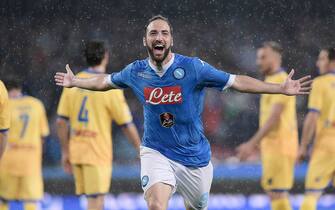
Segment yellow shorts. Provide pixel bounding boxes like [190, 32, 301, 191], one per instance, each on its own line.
[305, 150, 335, 191]
[261, 153, 295, 191]
[0, 171, 43, 200]
[72, 164, 112, 195]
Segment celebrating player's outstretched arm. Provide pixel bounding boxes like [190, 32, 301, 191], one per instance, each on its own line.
[55, 64, 113, 91]
[232, 69, 312, 95]
[56, 66, 311, 96]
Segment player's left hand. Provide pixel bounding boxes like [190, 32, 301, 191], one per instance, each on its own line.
[236, 141, 257, 161]
[281, 69, 312, 96]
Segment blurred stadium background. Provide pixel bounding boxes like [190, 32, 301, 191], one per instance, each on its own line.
[1, 0, 335, 209]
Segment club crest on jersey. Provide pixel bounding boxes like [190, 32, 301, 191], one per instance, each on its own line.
[160, 112, 175, 128]
[144, 86, 182, 105]
[173, 68, 185, 80]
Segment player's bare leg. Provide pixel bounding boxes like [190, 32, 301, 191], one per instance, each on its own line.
[145, 183, 172, 210]
[267, 191, 292, 210]
[87, 195, 104, 210]
[299, 191, 322, 210]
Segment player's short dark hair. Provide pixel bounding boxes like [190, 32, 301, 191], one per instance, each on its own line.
[260, 41, 283, 56]
[144, 15, 173, 36]
[4, 78, 22, 91]
[323, 47, 335, 61]
[84, 40, 107, 66]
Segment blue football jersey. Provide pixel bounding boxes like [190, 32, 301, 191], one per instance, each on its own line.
[110, 54, 234, 167]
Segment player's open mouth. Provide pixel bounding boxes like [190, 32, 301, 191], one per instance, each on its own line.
[153, 44, 165, 54]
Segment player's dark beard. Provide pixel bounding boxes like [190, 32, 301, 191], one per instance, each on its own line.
[147, 45, 171, 64]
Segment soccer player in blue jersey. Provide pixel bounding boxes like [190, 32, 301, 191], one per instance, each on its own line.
[55, 15, 312, 210]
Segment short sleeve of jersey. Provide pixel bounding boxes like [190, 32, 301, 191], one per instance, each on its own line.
[39, 101, 50, 137]
[109, 90, 133, 125]
[308, 80, 323, 112]
[109, 63, 133, 88]
[57, 88, 70, 119]
[193, 58, 235, 91]
[0, 81, 10, 132]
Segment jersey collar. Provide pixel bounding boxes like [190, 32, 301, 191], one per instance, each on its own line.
[273, 67, 285, 75]
[148, 53, 175, 77]
[266, 67, 285, 77]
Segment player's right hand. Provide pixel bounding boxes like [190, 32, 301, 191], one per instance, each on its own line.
[55, 64, 75, 88]
[297, 146, 308, 163]
[62, 152, 72, 174]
